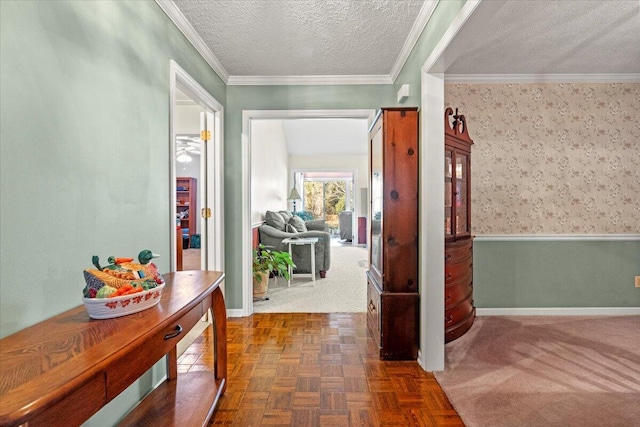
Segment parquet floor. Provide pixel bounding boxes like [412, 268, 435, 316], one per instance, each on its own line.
[178, 312, 464, 427]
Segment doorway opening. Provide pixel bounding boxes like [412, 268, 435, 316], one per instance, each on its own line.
[169, 61, 224, 279]
[175, 132, 203, 270]
[242, 110, 376, 316]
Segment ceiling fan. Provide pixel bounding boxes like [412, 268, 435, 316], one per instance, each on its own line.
[176, 135, 201, 163]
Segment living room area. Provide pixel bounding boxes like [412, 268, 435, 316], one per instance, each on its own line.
[250, 117, 370, 313]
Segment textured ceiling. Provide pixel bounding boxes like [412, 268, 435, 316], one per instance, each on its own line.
[173, 0, 425, 76]
[446, 0, 640, 75]
[168, 0, 639, 79]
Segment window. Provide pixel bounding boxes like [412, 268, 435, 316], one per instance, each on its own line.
[300, 172, 353, 235]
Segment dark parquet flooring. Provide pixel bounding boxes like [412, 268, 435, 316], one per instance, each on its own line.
[178, 312, 463, 427]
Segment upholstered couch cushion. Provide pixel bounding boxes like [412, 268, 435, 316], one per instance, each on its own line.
[289, 215, 308, 232]
[286, 223, 297, 233]
[278, 211, 293, 223]
[265, 210, 287, 231]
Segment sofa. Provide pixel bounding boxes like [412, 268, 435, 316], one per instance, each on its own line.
[258, 210, 331, 278]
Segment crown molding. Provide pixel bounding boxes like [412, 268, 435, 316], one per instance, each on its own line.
[227, 74, 393, 86]
[445, 73, 640, 83]
[155, 0, 229, 83]
[422, 0, 485, 73]
[390, 0, 439, 82]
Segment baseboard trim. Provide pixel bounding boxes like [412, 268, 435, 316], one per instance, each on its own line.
[226, 309, 246, 318]
[477, 307, 640, 316]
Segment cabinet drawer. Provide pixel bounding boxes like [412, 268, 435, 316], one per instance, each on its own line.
[366, 277, 381, 350]
[445, 239, 473, 264]
[445, 307, 475, 343]
[106, 301, 204, 400]
[445, 259, 473, 285]
[445, 281, 473, 309]
[445, 295, 473, 329]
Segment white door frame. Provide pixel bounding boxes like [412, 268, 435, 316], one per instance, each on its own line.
[418, 0, 502, 371]
[169, 60, 225, 277]
[240, 109, 376, 316]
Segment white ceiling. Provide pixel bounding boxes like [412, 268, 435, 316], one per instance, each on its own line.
[444, 0, 640, 76]
[281, 119, 369, 156]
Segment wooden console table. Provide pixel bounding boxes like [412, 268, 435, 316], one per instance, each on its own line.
[0, 271, 226, 427]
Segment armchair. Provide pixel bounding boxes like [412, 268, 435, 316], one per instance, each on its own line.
[258, 211, 331, 277]
[338, 211, 353, 241]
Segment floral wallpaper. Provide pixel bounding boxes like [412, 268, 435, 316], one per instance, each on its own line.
[445, 83, 640, 234]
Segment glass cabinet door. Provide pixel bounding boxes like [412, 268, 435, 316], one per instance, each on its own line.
[370, 125, 384, 275]
[445, 150, 453, 236]
[455, 153, 468, 234]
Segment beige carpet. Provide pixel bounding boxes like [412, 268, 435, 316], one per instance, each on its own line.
[253, 245, 368, 313]
[434, 315, 640, 427]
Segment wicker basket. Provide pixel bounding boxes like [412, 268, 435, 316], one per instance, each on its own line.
[82, 284, 165, 319]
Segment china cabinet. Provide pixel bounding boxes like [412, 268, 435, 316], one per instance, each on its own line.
[444, 107, 475, 343]
[366, 107, 419, 360]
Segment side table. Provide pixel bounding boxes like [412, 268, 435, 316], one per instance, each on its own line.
[282, 237, 318, 287]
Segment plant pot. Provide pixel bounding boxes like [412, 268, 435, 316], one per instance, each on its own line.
[253, 271, 269, 298]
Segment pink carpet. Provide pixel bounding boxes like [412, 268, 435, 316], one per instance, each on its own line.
[434, 316, 640, 427]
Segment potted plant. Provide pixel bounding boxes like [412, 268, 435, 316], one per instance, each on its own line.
[252, 244, 296, 298]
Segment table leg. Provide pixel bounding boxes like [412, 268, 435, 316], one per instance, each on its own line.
[310, 242, 315, 286]
[212, 286, 227, 394]
[288, 242, 292, 287]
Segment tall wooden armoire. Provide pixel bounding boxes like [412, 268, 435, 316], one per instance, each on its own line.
[366, 107, 419, 360]
[444, 107, 475, 343]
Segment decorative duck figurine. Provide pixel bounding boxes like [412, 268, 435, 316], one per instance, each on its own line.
[106, 251, 160, 279]
[108, 256, 134, 265]
[138, 250, 159, 265]
[91, 251, 157, 271]
[83, 250, 164, 298]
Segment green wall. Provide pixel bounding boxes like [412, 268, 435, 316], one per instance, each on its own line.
[393, 0, 467, 104]
[223, 84, 395, 308]
[474, 239, 640, 308]
[0, 1, 225, 424]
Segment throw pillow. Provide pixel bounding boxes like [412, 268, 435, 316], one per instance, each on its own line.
[279, 210, 292, 223]
[265, 211, 286, 231]
[286, 224, 297, 233]
[289, 215, 308, 233]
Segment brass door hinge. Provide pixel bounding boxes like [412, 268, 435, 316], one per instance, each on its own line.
[201, 207, 212, 219]
[200, 130, 211, 141]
